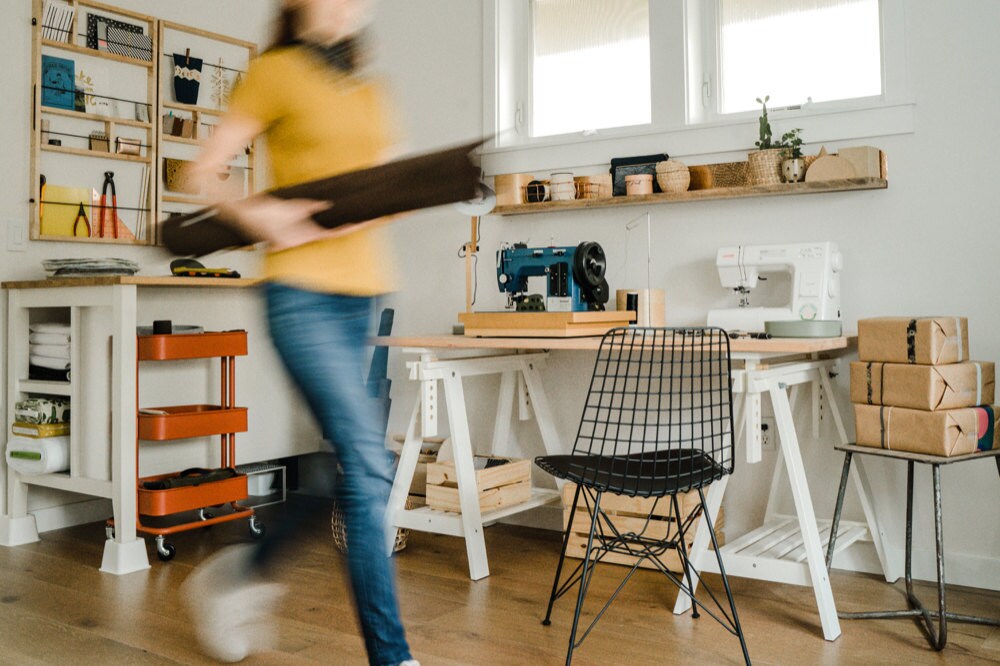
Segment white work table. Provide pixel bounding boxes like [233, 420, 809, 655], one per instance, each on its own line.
[377, 333, 892, 641]
[1, 276, 258, 575]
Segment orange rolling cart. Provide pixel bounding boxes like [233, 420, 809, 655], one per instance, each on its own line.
[108, 330, 263, 561]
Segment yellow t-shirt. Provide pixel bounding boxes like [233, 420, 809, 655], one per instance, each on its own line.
[227, 46, 396, 295]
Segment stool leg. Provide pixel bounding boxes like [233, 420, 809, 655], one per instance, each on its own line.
[826, 451, 853, 571]
[931, 464, 948, 650]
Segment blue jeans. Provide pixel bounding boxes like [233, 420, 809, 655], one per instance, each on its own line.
[257, 282, 411, 666]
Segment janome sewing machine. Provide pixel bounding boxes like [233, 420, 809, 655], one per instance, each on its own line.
[706, 242, 843, 336]
[459, 241, 633, 337]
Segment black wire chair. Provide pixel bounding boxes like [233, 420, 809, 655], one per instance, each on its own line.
[535, 327, 750, 665]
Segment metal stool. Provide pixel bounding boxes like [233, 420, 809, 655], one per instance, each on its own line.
[825, 443, 1000, 650]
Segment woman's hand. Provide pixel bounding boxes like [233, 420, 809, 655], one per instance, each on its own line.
[219, 195, 333, 251]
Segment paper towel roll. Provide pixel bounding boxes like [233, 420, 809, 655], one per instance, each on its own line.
[616, 289, 666, 327]
[6, 435, 70, 475]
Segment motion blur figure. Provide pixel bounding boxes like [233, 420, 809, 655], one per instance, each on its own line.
[180, 2, 417, 664]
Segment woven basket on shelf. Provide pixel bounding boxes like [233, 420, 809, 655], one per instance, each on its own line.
[747, 148, 784, 185]
[655, 160, 691, 193]
[332, 497, 413, 554]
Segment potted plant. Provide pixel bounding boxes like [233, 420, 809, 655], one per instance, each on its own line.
[747, 95, 786, 185]
[779, 128, 806, 183]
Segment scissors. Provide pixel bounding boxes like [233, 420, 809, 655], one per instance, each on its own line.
[72, 202, 91, 237]
[98, 171, 118, 238]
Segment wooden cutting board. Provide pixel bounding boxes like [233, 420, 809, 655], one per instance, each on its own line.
[804, 155, 856, 182]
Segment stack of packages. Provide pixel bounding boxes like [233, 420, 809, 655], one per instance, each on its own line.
[6, 397, 71, 475]
[851, 317, 998, 456]
[28, 322, 71, 382]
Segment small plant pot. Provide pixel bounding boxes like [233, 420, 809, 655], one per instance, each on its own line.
[782, 157, 806, 183]
[748, 148, 784, 185]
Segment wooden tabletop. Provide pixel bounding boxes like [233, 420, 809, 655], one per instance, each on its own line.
[2, 276, 260, 289]
[374, 334, 857, 354]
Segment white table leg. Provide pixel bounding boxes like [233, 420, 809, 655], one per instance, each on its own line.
[769, 378, 841, 640]
[818, 371, 897, 582]
[492, 371, 516, 458]
[673, 476, 729, 615]
[441, 373, 490, 580]
[386, 396, 423, 553]
[519, 358, 562, 456]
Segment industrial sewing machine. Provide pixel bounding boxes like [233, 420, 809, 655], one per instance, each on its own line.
[496, 241, 610, 312]
[706, 242, 843, 334]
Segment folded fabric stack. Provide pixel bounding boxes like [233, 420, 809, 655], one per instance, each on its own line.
[852, 316, 998, 456]
[28, 322, 71, 382]
[42, 257, 139, 278]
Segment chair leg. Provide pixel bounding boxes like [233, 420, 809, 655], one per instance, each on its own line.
[699, 487, 751, 666]
[544, 483, 582, 626]
[565, 490, 602, 666]
[672, 493, 699, 619]
[826, 451, 853, 571]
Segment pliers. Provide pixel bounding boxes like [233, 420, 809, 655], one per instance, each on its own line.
[98, 170, 118, 238]
[72, 202, 90, 237]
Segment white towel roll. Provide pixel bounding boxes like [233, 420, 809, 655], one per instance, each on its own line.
[29, 344, 71, 360]
[29, 323, 71, 335]
[29, 355, 71, 370]
[29, 332, 70, 345]
[5, 436, 70, 474]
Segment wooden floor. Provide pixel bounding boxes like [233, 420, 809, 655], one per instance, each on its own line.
[1, 497, 997, 665]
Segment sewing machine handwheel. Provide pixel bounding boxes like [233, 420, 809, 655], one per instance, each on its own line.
[574, 242, 607, 287]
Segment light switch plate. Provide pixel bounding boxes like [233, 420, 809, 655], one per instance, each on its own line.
[6, 218, 28, 252]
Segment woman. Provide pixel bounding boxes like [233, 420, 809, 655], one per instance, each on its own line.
[181, 2, 416, 665]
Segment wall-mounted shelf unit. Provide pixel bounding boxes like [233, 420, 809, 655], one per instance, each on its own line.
[492, 177, 888, 216]
[30, 0, 159, 244]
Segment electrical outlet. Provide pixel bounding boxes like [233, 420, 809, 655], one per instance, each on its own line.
[6, 218, 28, 252]
[760, 417, 777, 451]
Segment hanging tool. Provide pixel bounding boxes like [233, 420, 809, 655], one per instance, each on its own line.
[98, 170, 118, 238]
[72, 202, 91, 237]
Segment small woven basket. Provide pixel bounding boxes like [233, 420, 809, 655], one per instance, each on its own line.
[747, 148, 784, 185]
[332, 497, 412, 554]
[655, 160, 691, 193]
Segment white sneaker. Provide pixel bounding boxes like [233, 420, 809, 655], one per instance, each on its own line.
[399, 661, 421, 666]
[182, 545, 287, 663]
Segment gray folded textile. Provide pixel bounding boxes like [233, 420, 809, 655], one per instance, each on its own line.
[29, 344, 70, 360]
[29, 333, 70, 345]
[29, 355, 70, 371]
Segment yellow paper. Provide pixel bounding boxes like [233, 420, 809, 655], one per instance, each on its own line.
[40, 185, 93, 237]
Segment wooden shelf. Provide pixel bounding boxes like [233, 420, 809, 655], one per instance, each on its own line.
[41, 39, 153, 68]
[40, 106, 152, 128]
[161, 135, 201, 146]
[41, 144, 151, 163]
[161, 194, 210, 205]
[32, 234, 152, 245]
[162, 101, 225, 117]
[492, 177, 888, 216]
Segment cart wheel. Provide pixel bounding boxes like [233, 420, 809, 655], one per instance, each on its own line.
[105, 525, 115, 540]
[198, 508, 214, 521]
[249, 516, 265, 539]
[155, 536, 176, 562]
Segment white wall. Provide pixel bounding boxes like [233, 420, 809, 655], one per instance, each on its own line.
[2, 0, 998, 589]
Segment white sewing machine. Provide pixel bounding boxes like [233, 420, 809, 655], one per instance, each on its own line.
[706, 242, 842, 333]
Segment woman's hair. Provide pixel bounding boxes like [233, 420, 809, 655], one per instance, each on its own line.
[269, 5, 301, 50]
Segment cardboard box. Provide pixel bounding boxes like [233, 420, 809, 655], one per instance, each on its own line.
[854, 403, 998, 456]
[858, 317, 969, 365]
[561, 483, 724, 572]
[837, 146, 884, 179]
[850, 361, 995, 411]
[425, 456, 531, 513]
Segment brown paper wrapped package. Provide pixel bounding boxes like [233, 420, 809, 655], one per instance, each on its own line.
[857, 317, 969, 365]
[854, 403, 999, 456]
[850, 361, 995, 411]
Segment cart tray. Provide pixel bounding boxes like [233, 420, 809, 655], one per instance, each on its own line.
[138, 404, 248, 440]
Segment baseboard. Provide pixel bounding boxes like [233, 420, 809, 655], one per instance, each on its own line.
[31, 498, 112, 534]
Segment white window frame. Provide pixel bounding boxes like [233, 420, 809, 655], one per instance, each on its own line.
[481, 0, 913, 177]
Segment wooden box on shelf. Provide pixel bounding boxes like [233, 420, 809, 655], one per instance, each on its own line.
[425, 456, 531, 513]
[560, 482, 725, 572]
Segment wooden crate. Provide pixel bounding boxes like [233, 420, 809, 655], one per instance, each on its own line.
[561, 483, 725, 572]
[426, 456, 531, 513]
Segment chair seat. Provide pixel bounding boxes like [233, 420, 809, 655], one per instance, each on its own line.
[535, 448, 725, 497]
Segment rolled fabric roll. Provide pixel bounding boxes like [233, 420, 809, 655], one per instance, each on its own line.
[29, 355, 70, 371]
[29, 344, 71, 360]
[6, 436, 70, 475]
[29, 323, 70, 335]
[29, 333, 70, 345]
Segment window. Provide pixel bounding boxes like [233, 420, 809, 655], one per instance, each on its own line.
[531, 0, 651, 138]
[715, 0, 883, 114]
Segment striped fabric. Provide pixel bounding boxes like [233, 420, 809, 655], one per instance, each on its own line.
[106, 26, 152, 61]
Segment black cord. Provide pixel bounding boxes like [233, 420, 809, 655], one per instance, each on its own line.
[41, 84, 152, 109]
[43, 129, 151, 149]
